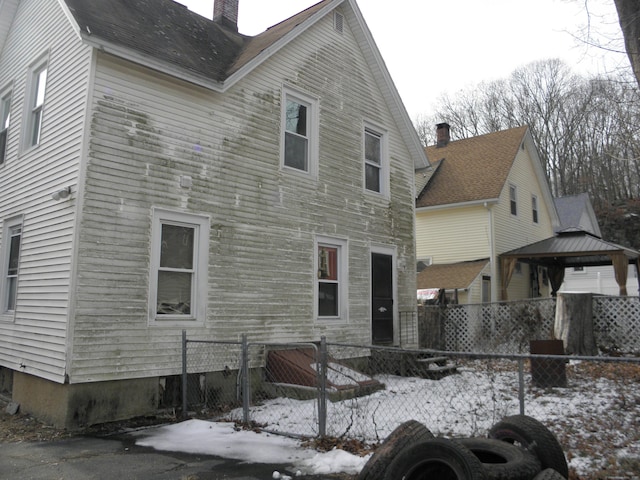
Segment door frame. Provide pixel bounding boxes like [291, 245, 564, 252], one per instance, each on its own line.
[370, 244, 397, 345]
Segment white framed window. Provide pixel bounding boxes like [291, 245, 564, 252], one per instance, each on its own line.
[149, 209, 209, 324]
[509, 184, 518, 216]
[1, 217, 22, 318]
[315, 236, 348, 320]
[532, 194, 539, 223]
[0, 89, 11, 166]
[281, 86, 318, 176]
[364, 124, 389, 196]
[25, 58, 48, 149]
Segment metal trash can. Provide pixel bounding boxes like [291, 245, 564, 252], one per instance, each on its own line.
[529, 339, 567, 388]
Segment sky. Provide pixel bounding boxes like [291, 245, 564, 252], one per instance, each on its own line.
[175, 0, 627, 120]
[134, 362, 639, 478]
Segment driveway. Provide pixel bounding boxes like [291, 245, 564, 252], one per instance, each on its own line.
[0, 433, 347, 480]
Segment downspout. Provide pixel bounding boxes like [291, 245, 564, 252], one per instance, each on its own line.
[484, 202, 498, 302]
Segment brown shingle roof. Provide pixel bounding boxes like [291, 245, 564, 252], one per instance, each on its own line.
[416, 126, 529, 208]
[416, 260, 489, 290]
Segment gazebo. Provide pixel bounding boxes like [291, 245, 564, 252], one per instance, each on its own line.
[500, 228, 640, 300]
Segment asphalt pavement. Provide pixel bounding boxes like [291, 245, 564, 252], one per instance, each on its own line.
[0, 432, 344, 480]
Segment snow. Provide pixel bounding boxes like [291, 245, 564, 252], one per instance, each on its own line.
[135, 359, 640, 478]
[134, 419, 369, 476]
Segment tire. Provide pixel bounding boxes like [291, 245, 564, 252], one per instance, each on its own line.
[488, 415, 568, 479]
[358, 420, 435, 480]
[459, 437, 541, 480]
[532, 469, 567, 480]
[382, 437, 487, 480]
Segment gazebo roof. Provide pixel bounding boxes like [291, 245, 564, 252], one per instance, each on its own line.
[501, 229, 640, 267]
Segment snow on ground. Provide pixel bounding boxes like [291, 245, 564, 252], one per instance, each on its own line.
[134, 419, 369, 476]
[136, 359, 640, 478]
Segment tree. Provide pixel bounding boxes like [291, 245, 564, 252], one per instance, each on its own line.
[417, 59, 640, 210]
[614, 0, 640, 89]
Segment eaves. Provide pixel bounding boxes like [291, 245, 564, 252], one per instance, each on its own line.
[416, 198, 500, 214]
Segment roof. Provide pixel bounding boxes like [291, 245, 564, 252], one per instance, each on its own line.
[416, 260, 489, 290]
[416, 126, 528, 208]
[554, 193, 601, 236]
[501, 230, 640, 267]
[59, 0, 429, 169]
[63, 0, 248, 83]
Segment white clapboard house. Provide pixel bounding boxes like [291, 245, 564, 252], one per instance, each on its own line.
[0, 0, 427, 426]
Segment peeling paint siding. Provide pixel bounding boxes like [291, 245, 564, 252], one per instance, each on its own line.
[0, 0, 90, 383]
[70, 12, 416, 382]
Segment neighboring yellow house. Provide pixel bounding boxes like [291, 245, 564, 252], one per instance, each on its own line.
[416, 124, 560, 303]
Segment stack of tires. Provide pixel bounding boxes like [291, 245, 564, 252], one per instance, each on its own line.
[358, 415, 569, 480]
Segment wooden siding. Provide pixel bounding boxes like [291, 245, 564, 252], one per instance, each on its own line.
[493, 144, 555, 300]
[0, 0, 91, 383]
[69, 9, 417, 382]
[416, 206, 490, 263]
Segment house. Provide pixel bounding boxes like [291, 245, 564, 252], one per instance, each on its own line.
[415, 123, 560, 303]
[555, 194, 639, 295]
[0, 0, 428, 427]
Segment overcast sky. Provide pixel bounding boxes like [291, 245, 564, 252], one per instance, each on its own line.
[177, 0, 627, 120]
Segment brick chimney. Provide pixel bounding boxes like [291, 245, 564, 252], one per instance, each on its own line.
[213, 0, 239, 31]
[436, 122, 450, 148]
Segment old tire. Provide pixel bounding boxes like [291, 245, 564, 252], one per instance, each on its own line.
[358, 420, 434, 480]
[532, 469, 567, 480]
[459, 437, 541, 480]
[382, 437, 487, 480]
[489, 415, 568, 479]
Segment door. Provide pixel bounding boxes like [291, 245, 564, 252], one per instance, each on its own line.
[371, 253, 394, 345]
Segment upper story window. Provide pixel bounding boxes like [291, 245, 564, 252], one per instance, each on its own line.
[25, 60, 48, 149]
[532, 194, 539, 223]
[282, 87, 318, 176]
[364, 125, 388, 196]
[149, 209, 209, 324]
[0, 90, 11, 166]
[1, 218, 22, 317]
[316, 236, 348, 320]
[509, 185, 518, 216]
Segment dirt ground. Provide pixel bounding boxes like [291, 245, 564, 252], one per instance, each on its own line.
[0, 396, 176, 444]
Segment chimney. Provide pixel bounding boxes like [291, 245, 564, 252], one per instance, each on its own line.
[436, 122, 450, 148]
[213, 0, 239, 31]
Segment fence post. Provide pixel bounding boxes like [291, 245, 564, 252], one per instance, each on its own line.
[518, 358, 525, 415]
[241, 334, 250, 424]
[318, 336, 328, 438]
[182, 330, 188, 418]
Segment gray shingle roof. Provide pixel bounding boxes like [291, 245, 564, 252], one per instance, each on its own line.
[64, 0, 248, 82]
[62, 0, 330, 84]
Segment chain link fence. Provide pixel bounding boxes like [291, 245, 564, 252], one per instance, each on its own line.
[181, 332, 640, 476]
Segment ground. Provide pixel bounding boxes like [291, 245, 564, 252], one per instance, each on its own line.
[0, 396, 176, 443]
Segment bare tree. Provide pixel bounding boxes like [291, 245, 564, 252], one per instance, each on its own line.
[417, 59, 640, 209]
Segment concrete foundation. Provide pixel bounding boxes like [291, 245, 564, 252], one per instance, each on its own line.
[11, 371, 159, 429]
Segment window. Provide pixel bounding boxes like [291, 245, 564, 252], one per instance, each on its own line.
[27, 61, 48, 148]
[0, 90, 11, 165]
[282, 88, 317, 175]
[532, 194, 539, 223]
[509, 185, 518, 216]
[149, 209, 209, 323]
[364, 126, 388, 195]
[1, 218, 22, 315]
[316, 237, 347, 319]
